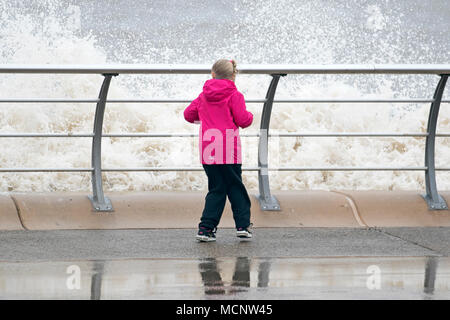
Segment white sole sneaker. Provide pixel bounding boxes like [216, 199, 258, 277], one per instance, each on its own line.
[236, 230, 253, 238]
[196, 234, 216, 242]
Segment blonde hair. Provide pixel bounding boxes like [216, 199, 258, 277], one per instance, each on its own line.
[211, 59, 237, 80]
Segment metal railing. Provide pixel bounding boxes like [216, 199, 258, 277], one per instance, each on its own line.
[0, 64, 449, 211]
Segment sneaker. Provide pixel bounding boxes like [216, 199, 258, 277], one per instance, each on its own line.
[196, 227, 217, 242]
[236, 223, 253, 239]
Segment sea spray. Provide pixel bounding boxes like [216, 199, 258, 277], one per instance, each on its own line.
[0, 0, 448, 192]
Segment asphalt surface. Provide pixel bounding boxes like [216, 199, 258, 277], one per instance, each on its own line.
[0, 228, 449, 299]
[0, 227, 448, 262]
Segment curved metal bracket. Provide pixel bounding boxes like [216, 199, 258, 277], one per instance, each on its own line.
[257, 74, 286, 211]
[422, 74, 448, 210]
[88, 73, 118, 212]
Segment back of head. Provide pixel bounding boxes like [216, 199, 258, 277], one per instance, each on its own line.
[211, 59, 237, 80]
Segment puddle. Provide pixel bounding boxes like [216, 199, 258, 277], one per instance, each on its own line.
[0, 256, 448, 299]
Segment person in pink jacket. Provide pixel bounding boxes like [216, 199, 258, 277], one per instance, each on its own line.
[184, 59, 254, 242]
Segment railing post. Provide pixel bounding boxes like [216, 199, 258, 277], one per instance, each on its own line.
[424, 256, 438, 295]
[88, 73, 117, 212]
[257, 74, 285, 211]
[422, 74, 448, 210]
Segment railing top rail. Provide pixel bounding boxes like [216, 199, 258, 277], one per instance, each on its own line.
[0, 64, 449, 74]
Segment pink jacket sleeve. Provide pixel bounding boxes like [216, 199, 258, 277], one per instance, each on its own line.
[183, 95, 200, 123]
[229, 92, 253, 128]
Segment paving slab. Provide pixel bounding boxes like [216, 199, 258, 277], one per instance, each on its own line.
[379, 227, 450, 256]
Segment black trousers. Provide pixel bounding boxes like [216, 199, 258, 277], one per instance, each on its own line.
[199, 164, 251, 230]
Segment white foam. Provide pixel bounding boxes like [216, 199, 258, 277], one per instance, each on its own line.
[365, 5, 387, 31]
[0, 1, 449, 193]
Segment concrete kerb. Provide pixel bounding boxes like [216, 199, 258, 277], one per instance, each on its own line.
[336, 190, 450, 227]
[0, 194, 24, 230]
[3, 190, 450, 230]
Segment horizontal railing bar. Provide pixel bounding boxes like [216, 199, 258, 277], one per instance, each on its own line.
[106, 99, 267, 103]
[104, 99, 450, 104]
[103, 132, 450, 137]
[0, 99, 99, 103]
[0, 133, 94, 137]
[0, 168, 93, 172]
[106, 132, 435, 137]
[273, 133, 431, 137]
[1, 98, 449, 104]
[4, 167, 450, 172]
[0, 99, 264, 104]
[275, 99, 436, 103]
[103, 167, 207, 172]
[0, 64, 449, 74]
[271, 167, 428, 171]
[101, 167, 431, 171]
[275, 99, 449, 103]
[5, 132, 450, 138]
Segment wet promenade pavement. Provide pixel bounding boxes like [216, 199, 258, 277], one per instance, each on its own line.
[0, 228, 448, 299]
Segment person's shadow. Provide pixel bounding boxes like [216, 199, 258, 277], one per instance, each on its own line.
[198, 257, 271, 296]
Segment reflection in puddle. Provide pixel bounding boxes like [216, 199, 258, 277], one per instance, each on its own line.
[0, 256, 448, 299]
[424, 257, 438, 295]
[199, 258, 226, 295]
[230, 257, 250, 294]
[90, 261, 104, 300]
[199, 257, 266, 296]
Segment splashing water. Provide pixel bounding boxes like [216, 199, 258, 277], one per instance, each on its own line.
[0, 0, 449, 193]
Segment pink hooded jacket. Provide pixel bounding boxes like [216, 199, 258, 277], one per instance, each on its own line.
[184, 78, 253, 164]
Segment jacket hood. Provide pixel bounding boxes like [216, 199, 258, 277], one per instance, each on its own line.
[202, 79, 236, 102]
